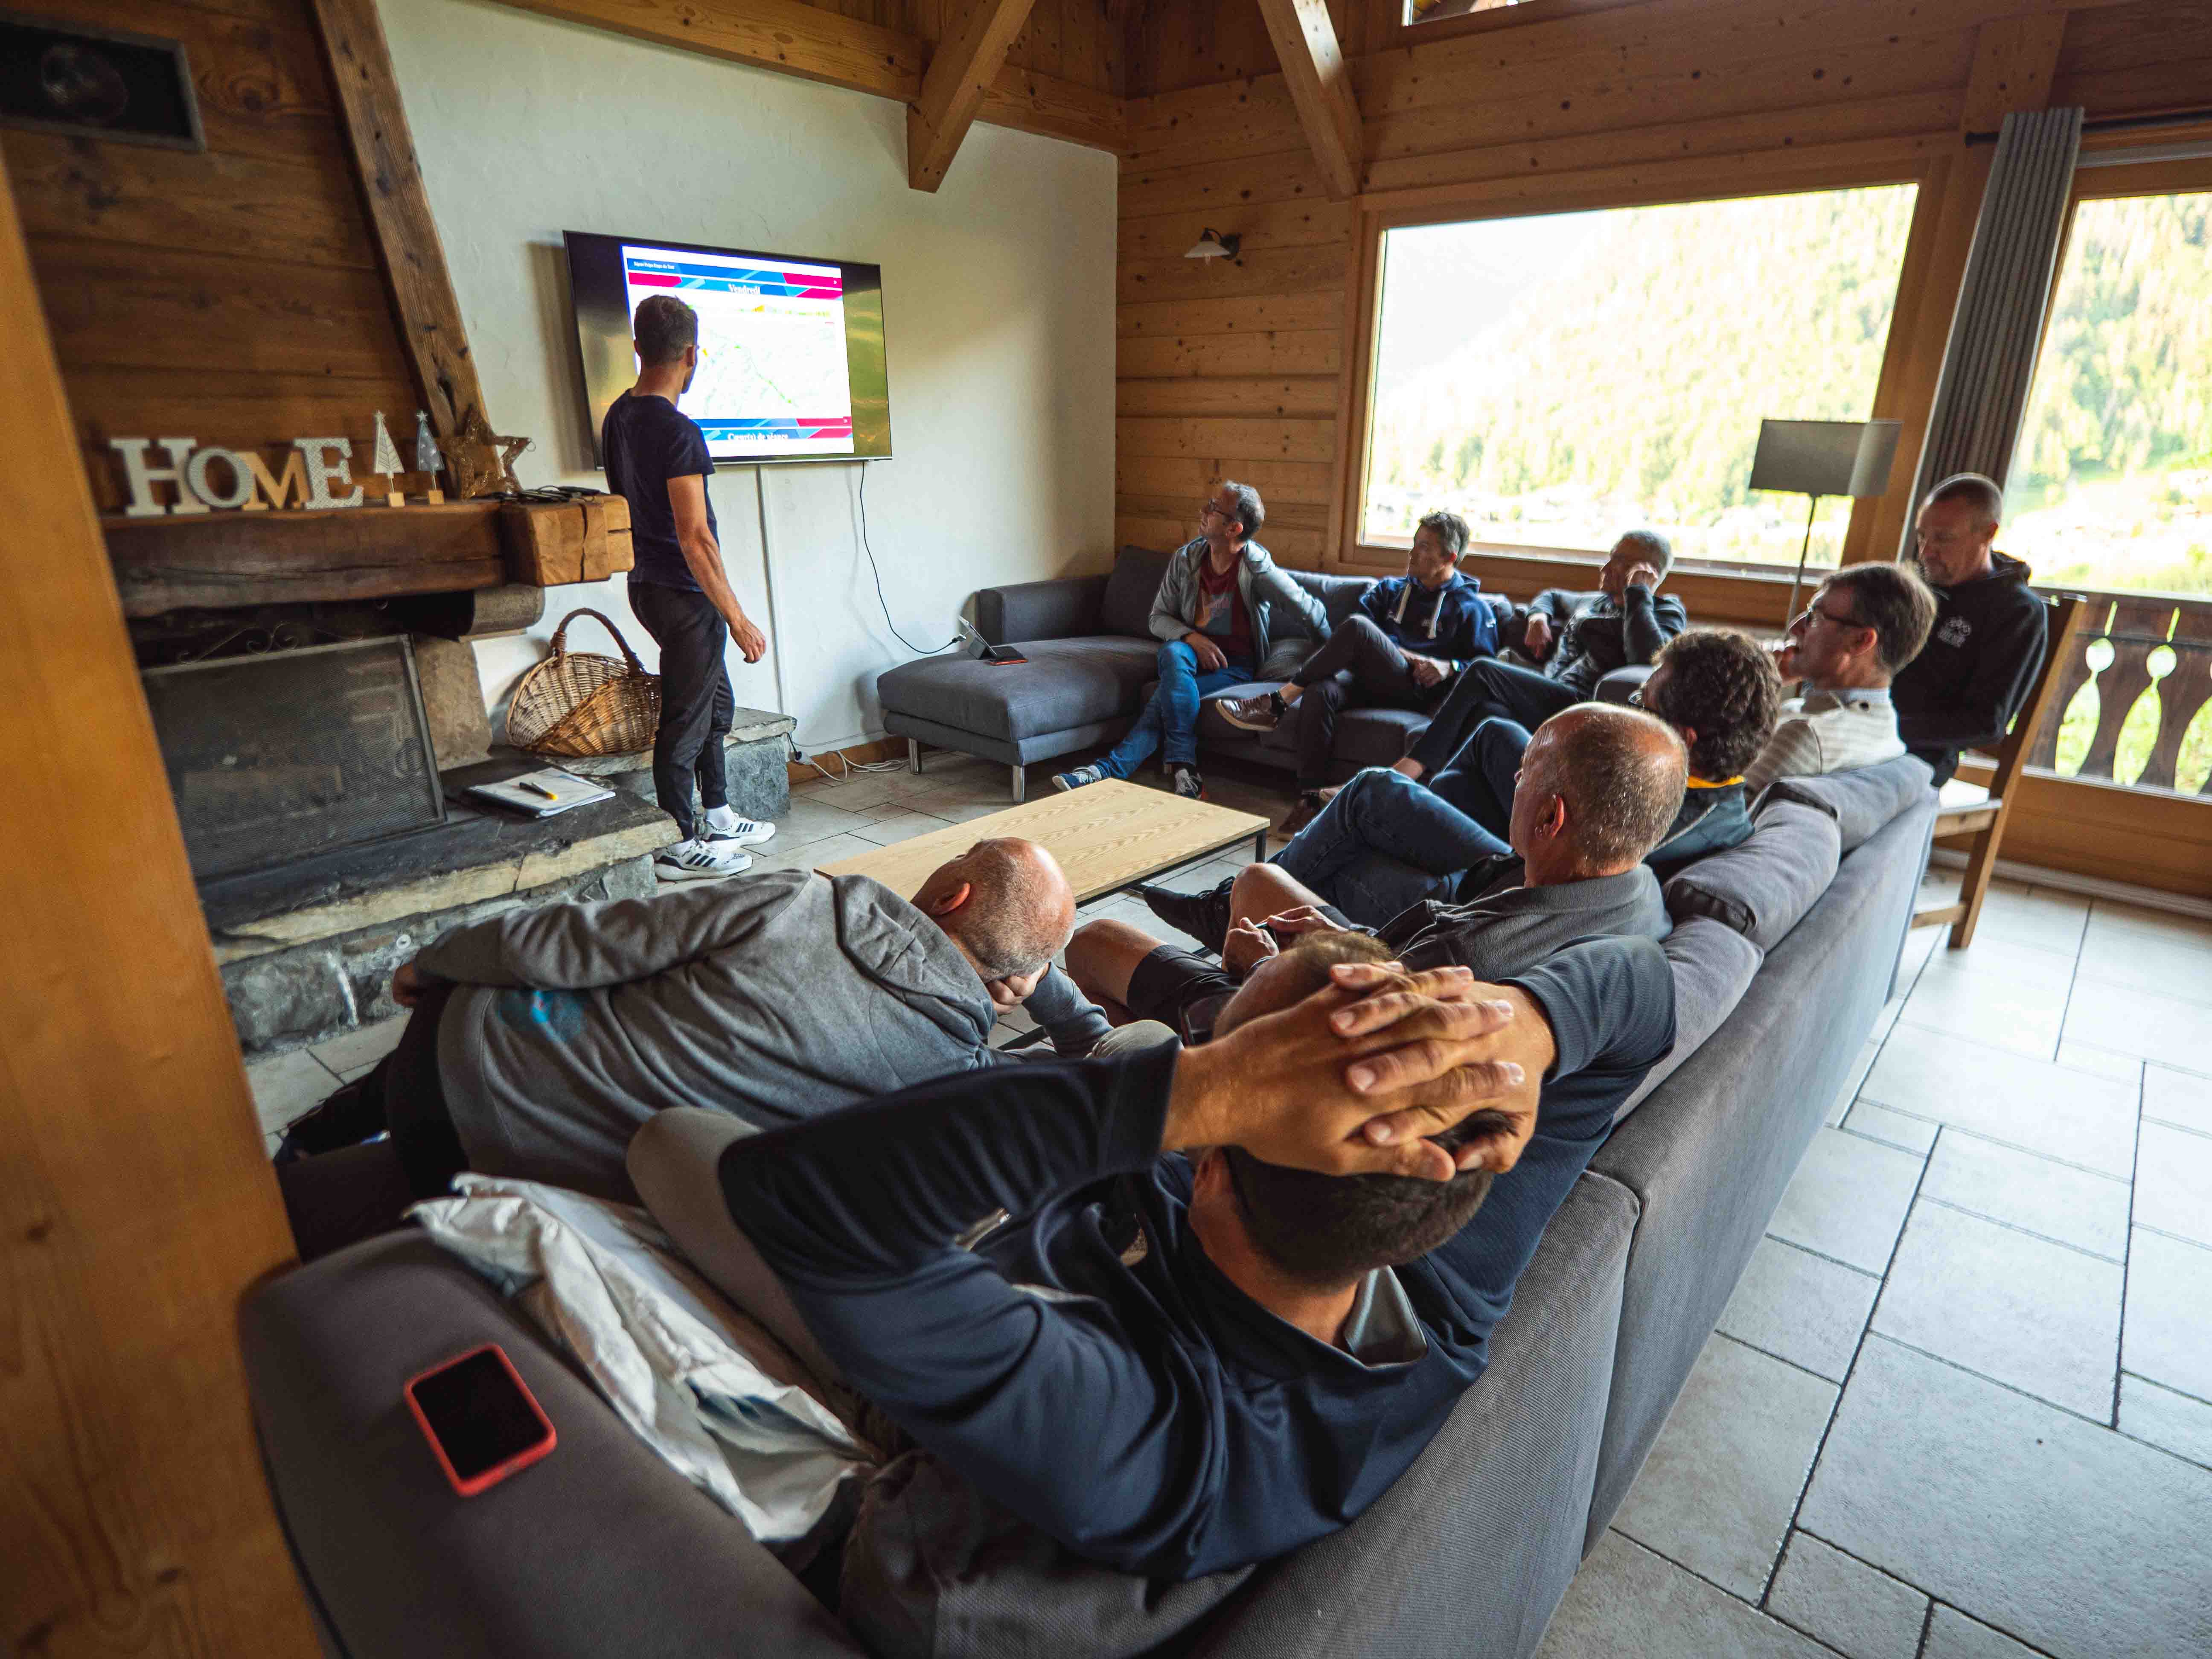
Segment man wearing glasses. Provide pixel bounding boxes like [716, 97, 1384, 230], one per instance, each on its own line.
[1054, 480, 1327, 800]
[1742, 562, 1938, 792]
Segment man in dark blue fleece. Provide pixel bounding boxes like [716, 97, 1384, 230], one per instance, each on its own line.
[1216, 509, 1502, 832]
[648, 930, 1674, 1579]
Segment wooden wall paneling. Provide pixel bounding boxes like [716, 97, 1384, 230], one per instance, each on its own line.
[2, 133, 381, 268]
[1253, 0, 1367, 198]
[1116, 375, 1340, 414]
[1117, 414, 1339, 461]
[1118, 453, 1338, 505]
[1119, 147, 1332, 217]
[1121, 75, 1311, 167]
[1117, 238, 1350, 303]
[0, 143, 320, 1659]
[908, 0, 1045, 188]
[1358, 89, 1964, 197]
[313, 0, 505, 486]
[1118, 194, 1352, 257]
[1118, 287, 1347, 336]
[1118, 327, 1343, 376]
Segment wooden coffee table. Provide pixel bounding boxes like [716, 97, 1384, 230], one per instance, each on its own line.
[814, 780, 1269, 902]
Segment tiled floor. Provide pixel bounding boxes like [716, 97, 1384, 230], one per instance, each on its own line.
[1555, 872, 2212, 1659]
[245, 754, 2212, 1656]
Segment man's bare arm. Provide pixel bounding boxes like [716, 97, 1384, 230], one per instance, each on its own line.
[668, 472, 765, 662]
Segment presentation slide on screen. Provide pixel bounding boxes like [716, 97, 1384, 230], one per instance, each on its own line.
[622, 243, 856, 458]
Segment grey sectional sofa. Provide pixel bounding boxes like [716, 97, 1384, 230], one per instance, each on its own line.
[875, 546, 1515, 799]
[238, 759, 1938, 1659]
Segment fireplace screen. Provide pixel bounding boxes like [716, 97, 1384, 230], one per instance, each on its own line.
[143, 637, 446, 880]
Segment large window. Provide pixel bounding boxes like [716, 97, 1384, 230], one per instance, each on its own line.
[1359, 184, 1919, 568]
[2008, 190, 2212, 599]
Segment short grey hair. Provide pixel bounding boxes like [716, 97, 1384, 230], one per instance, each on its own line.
[1614, 528, 1673, 576]
[1220, 480, 1265, 542]
[1416, 509, 1470, 559]
[1528, 704, 1687, 870]
[1926, 472, 2004, 528]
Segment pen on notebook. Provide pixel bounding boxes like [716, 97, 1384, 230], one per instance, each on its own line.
[521, 780, 560, 800]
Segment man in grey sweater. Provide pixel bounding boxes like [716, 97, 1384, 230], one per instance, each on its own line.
[1053, 479, 1329, 801]
[277, 839, 1153, 1217]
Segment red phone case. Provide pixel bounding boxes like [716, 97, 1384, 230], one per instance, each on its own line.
[404, 1342, 557, 1497]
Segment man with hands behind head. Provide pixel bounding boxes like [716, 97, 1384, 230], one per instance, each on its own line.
[642, 928, 1675, 1579]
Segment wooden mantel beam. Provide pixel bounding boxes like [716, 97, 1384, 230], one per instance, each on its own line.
[481, 0, 1123, 154]
[1255, 0, 1365, 200]
[909, 0, 1044, 191]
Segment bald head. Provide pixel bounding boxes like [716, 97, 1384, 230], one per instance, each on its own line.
[914, 838, 1076, 980]
[1514, 704, 1688, 876]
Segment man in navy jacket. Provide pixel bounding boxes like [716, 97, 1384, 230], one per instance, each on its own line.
[705, 932, 1674, 1579]
[1217, 510, 1499, 832]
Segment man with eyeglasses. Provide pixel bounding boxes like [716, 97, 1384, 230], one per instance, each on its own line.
[1054, 480, 1327, 801]
[1742, 562, 1938, 792]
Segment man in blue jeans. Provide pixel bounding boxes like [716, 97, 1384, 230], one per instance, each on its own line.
[1054, 480, 1328, 800]
[1140, 629, 1781, 944]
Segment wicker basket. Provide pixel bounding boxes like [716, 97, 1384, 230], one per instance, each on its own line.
[504, 608, 662, 758]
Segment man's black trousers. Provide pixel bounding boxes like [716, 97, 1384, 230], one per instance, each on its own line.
[629, 579, 733, 840]
[1286, 614, 1446, 790]
[1405, 657, 1581, 776]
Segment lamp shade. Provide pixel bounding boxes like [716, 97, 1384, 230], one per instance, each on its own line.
[1748, 419, 1903, 498]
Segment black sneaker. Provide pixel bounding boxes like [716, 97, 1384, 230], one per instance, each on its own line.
[274, 1070, 388, 1164]
[1172, 765, 1206, 801]
[1139, 877, 1235, 955]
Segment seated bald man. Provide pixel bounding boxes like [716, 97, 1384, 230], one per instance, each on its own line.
[633, 926, 1677, 1579]
[276, 838, 1153, 1208]
[1069, 704, 1683, 1042]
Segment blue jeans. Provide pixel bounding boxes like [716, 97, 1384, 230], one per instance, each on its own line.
[1271, 766, 1513, 926]
[1427, 718, 1534, 841]
[1097, 641, 1253, 777]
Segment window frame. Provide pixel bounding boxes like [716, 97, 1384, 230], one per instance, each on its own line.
[1334, 156, 1936, 597]
[1365, 0, 1647, 58]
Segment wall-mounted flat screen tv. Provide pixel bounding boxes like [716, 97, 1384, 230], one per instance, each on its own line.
[565, 230, 891, 465]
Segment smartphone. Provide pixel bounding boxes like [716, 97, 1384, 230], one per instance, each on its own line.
[404, 1343, 556, 1497]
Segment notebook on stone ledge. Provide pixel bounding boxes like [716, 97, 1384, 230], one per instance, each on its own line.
[462, 766, 614, 818]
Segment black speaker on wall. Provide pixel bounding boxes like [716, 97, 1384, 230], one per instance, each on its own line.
[0, 12, 203, 150]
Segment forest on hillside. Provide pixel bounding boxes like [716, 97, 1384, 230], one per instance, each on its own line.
[1366, 186, 2212, 600]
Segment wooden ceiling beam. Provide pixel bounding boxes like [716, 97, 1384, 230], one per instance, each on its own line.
[480, 0, 1123, 153]
[909, 0, 1046, 191]
[1255, 0, 1366, 200]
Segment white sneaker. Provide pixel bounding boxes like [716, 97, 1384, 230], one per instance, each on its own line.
[1172, 766, 1206, 801]
[702, 813, 776, 848]
[655, 838, 752, 881]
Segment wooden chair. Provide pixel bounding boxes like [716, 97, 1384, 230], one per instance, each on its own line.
[1912, 591, 2087, 949]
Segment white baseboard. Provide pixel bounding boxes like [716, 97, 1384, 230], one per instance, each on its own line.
[1927, 847, 2212, 922]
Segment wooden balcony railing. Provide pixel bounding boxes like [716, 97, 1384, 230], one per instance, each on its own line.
[2027, 591, 2212, 796]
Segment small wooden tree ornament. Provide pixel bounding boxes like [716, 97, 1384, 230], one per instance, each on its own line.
[371, 410, 405, 507]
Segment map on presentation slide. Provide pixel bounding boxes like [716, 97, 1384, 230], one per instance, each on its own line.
[620, 242, 855, 458]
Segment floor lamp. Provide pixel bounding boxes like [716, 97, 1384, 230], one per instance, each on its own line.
[1748, 419, 1904, 620]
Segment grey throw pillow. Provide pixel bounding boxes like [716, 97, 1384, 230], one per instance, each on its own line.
[1662, 801, 1840, 950]
[1612, 917, 1765, 1123]
[841, 1452, 1250, 1659]
[1100, 547, 1172, 638]
[1752, 754, 1935, 853]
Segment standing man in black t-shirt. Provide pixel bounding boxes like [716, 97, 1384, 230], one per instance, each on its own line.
[603, 294, 775, 880]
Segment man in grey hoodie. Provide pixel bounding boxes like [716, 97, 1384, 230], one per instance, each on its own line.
[276, 839, 1157, 1222]
[1053, 480, 1329, 801]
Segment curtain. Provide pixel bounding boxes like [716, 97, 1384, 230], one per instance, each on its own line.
[1904, 105, 2085, 549]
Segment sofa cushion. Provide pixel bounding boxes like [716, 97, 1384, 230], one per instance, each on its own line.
[1662, 800, 1840, 949]
[878, 637, 1159, 742]
[1611, 918, 1764, 1123]
[1753, 754, 1936, 854]
[1287, 570, 1376, 633]
[1100, 546, 1172, 638]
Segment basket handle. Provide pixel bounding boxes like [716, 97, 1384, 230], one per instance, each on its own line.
[548, 607, 647, 674]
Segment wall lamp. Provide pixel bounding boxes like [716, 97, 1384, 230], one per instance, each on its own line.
[1183, 229, 1241, 260]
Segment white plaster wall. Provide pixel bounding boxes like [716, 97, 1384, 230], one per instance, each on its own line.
[376, 0, 1117, 753]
